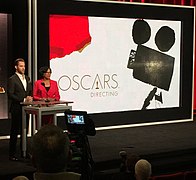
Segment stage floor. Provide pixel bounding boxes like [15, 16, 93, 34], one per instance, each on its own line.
[89, 120, 196, 162]
[88, 120, 196, 175]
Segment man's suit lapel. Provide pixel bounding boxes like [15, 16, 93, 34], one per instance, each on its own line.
[25, 76, 32, 94]
[25, 76, 29, 90]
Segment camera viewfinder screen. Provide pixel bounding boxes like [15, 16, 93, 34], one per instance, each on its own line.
[67, 114, 85, 124]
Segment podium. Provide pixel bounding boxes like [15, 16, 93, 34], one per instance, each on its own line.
[21, 101, 73, 157]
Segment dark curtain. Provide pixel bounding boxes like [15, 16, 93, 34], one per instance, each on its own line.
[117, 0, 196, 6]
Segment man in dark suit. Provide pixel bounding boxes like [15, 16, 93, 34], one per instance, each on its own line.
[7, 58, 33, 161]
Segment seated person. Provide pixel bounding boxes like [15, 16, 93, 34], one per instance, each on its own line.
[32, 124, 81, 180]
[135, 159, 152, 180]
[12, 176, 29, 180]
[112, 151, 140, 180]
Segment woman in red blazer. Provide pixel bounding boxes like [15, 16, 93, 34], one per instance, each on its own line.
[33, 66, 60, 125]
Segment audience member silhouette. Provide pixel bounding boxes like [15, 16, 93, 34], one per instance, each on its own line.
[12, 176, 29, 180]
[112, 151, 140, 180]
[135, 159, 152, 180]
[32, 124, 81, 180]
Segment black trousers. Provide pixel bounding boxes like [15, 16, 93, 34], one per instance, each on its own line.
[9, 107, 29, 157]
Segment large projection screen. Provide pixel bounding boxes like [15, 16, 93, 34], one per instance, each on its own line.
[37, 0, 195, 127]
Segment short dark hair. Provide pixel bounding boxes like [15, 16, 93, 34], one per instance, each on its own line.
[32, 125, 70, 173]
[14, 58, 25, 66]
[39, 66, 52, 78]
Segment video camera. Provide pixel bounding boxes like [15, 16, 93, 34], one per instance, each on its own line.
[64, 110, 96, 136]
[64, 110, 95, 180]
